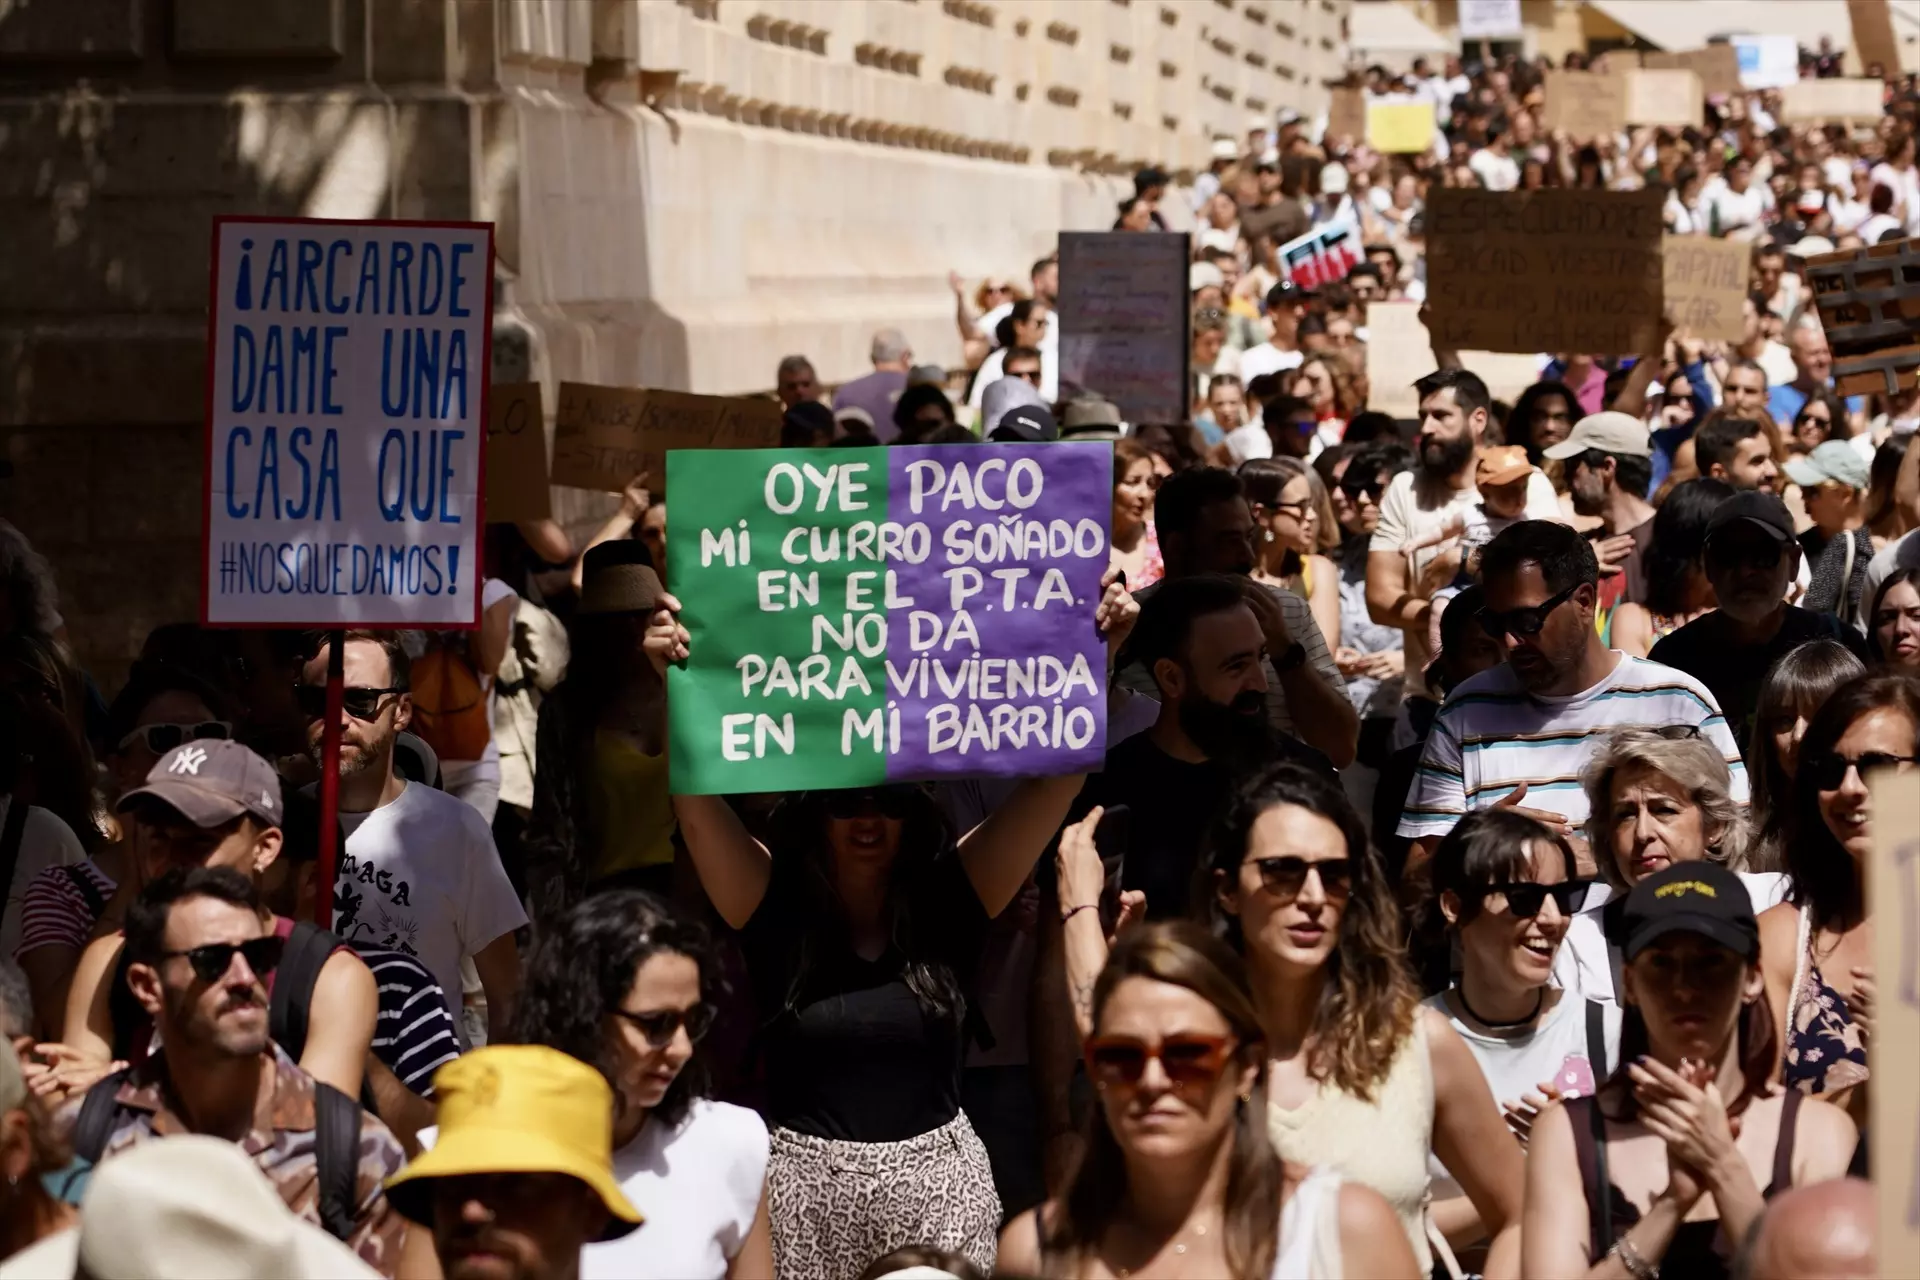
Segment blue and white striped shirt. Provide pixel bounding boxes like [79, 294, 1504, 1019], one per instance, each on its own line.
[352, 945, 462, 1095]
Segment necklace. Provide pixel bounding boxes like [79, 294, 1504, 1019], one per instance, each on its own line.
[1114, 1219, 1211, 1278]
[1457, 985, 1544, 1030]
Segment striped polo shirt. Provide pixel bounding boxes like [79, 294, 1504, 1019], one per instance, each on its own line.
[1398, 654, 1747, 841]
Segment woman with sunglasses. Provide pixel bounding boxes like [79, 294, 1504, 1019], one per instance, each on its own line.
[1241, 458, 1340, 654]
[509, 890, 772, 1279]
[1746, 641, 1867, 873]
[1787, 387, 1849, 457]
[1420, 809, 1616, 1264]
[1758, 671, 1919, 1110]
[1523, 861, 1857, 1280]
[999, 922, 1419, 1280]
[1111, 439, 1165, 590]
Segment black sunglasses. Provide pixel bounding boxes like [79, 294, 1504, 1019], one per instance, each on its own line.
[612, 1002, 716, 1048]
[1809, 750, 1920, 791]
[294, 684, 405, 722]
[160, 935, 286, 984]
[821, 787, 918, 820]
[1009, 367, 1043, 385]
[1251, 856, 1353, 900]
[1340, 477, 1386, 503]
[1706, 535, 1784, 571]
[1477, 581, 1581, 640]
[116, 720, 232, 755]
[1479, 880, 1596, 918]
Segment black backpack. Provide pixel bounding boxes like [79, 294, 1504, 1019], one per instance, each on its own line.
[90, 920, 364, 1240]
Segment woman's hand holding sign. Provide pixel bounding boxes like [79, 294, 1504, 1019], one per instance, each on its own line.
[643, 592, 689, 678]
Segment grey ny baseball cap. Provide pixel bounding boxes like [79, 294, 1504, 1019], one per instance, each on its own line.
[116, 738, 283, 829]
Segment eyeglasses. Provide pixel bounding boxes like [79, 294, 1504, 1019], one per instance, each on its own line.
[160, 935, 286, 984]
[294, 684, 405, 722]
[1809, 750, 1920, 791]
[1264, 500, 1314, 520]
[1340, 477, 1387, 504]
[1478, 880, 1596, 918]
[1084, 1033, 1238, 1097]
[1250, 856, 1353, 901]
[612, 1002, 716, 1048]
[116, 721, 232, 756]
[1007, 367, 1043, 385]
[821, 787, 918, 820]
[1476, 582, 1582, 640]
[1706, 535, 1784, 572]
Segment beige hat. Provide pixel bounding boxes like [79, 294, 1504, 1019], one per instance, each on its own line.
[0, 1135, 380, 1280]
[1542, 411, 1653, 460]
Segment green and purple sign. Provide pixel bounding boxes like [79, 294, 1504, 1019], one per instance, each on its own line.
[666, 444, 1111, 794]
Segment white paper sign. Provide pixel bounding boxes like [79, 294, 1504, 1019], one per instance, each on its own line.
[1734, 34, 1799, 89]
[1458, 0, 1523, 39]
[203, 217, 495, 627]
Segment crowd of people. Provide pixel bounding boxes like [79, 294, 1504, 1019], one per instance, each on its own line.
[0, 34, 1906, 1280]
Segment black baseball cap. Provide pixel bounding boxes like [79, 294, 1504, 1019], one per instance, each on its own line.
[1266, 279, 1313, 310]
[989, 404, 1058, 443]
[1613, 862, 1760, 963]
[1705, 490, 1795, 545]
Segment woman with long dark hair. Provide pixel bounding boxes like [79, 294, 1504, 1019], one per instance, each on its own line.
[998, 923, 1418, 1279]
[1241, 457, 1340, 650]
[1506, 380, 1581, 466]
[1758, 671, 1918, 1109]
[1866, 566, 1920, 669]
[511, 890, 772, 1278]
[1744, 641, 1866, 872]
[1608, 478, 1731, 656]
[1523, 863, 1856, 1279]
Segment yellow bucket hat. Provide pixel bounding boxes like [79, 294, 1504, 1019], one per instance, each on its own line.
[383, 1045, 642, 1239]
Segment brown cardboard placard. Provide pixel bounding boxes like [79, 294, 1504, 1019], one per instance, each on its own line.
[1868, 769, 1920, 1280]
[1779, 77, 1887, 123]
[1849, 0, 1901, 75]
[1327, 87, 1365, 142]
[1542, 70, 1627, 139]
[550, 382, 783, 493]
[1365, 302, 1580, 418]
[1426, 188, 1665, 356]
[484, 382, 551, 523]
[1643, 45, 1742, 97]
[1805, 237, 1920, 396]
[1593, 49, 1642, 74]
[1662, 236, 1750, 343]
[1625, 68, 1703, 129]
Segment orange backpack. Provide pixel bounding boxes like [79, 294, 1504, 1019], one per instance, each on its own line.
[410, 643, 491, 762]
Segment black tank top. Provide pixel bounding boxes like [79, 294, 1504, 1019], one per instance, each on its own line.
[1568, 1089, 1801, 1280]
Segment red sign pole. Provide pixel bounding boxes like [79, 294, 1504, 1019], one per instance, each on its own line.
[315, 629, 346, 927]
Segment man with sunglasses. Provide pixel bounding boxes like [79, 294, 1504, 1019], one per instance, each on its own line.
[1399, 521, 1747, 878]
[1650, 491, 1868, 749]
[51, 867, 418, 1274]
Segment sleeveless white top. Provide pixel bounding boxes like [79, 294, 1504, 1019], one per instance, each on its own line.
[1267, 1013, 1435, 1272]
[1273, 1166, 1346, 1280]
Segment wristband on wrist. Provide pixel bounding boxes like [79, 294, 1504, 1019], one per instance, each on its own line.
[1061, 902, 1099, 923]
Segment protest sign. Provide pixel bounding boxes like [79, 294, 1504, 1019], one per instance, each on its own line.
[1457, 0, 1521, 39]
[1624, 69, 1702, 128]
[550, 383, 781, 494]
[1542, 71, 1627, 138]
[1869, 770, 1920, 1280]
[1278, 216, 1362, 289]
[1327, 87, 1365, 142]
[665, 444, 1111, 794]
[1426, 188, 1664, 356]
[202, 217, 493, 628]
[1662, 235, 1750, 343]
[1593, 49, 1641, 74]
[1780, 78, 1886, 123]
[1804, 237, 1920, 396]
[1643, 46, 1742, 97]
[484, 382, 550, 523]
[1366, 302, 1550, 417]
[1366, 101, 1436, 153]
[1849, 0, 1901, 74]
[1058, 231, 1189, 424]
[1735, 33, 1798, 88]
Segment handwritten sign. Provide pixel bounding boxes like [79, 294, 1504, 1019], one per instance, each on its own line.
[1625, 69, 1703, 129]
[550, 383, 781, 494]
[1426, 188, 1664, 356]
[1367, 101, 1436, 153]
[1058, 231, 1189, 424]
[1364, 302, 1548, 418]
[1735, 33, 1799, 89]
[485, 382, 550, 523]
[1458, 0, 1521, 39]
[1849, 0, 1901, 75]
[1663, 236, 1750, 343]
[1869, 770, 1920, 1278]
[1593, 50, 1641, 75]
[1542, 71, 1627, 138]
[665, 444, 1111, 793]
[1327, 88, 1365, 143]
[1780, 78, 1886, 123]
[1804, 237, 1920, 396]
[1643, 46, 1742, 98]
[202, 217, 493, 628]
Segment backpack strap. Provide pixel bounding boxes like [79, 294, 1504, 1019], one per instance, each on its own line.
[1566, 1095, 1613, 1264]
[1769, 1088, 1804, 1196]
[313, 1082, 365, 1242]
[62, 862, 108, 921]
[0, 797, 28, 911]
[70, 1068, 133, 1165]
[269, 921, 338, 1063]
[1585, 999, 1611, 1079]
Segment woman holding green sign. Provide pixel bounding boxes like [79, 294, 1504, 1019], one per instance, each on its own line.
[646, 569, 1137, 1280]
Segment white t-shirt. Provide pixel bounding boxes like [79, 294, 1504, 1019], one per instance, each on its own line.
[0, 796, 84, 957]
[1858, 212, 1904, 245]
[1398, 654, 1749, 841]
[1870, 161, 1920, 232]
[1553, 873, 1792, 1003]
[333, 780, 527, 1038]
[1702, 182, 1771, 236]
[1238, 342, 1305, 385]
[1469, 148, 1520, 192]
[584, 1100, 769, 1279]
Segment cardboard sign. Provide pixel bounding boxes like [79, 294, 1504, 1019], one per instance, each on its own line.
[1365, 302, 1549, 418]
[1804, 237, 1920, 396]
[1278, 216, 1363, 289]
[1593, 50, 1641, 74]
[665, 444, 1111, 793]
[1625, 69, 1703, 129]
[1458, 0, 1521, 39]
[1643, 45, 1743, 98]
[1735, 33, 1799, 88]
[1663, 235, 1750, 343]
[1327, 87, 1366, 142]
[1057, 231, 1189, 424]
[1849, 0, 1901, 75]
[1426, 188, 1665, 356]
[1870, 770, 1920, 1280]
[1366, 101, 1437, 153]
[202, 217, 494, 628]
[550, 383, 781, 494]
[484, 382, 550, 523]
[1780, 77, 1886, 123]
[1542, 71, 1627, 138]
